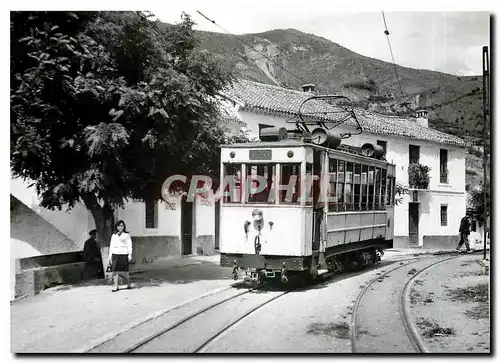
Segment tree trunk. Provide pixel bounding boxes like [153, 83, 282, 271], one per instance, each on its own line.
[81, 193, 115, 276]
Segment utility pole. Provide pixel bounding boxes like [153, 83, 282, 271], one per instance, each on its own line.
[482, 46, 490, 261]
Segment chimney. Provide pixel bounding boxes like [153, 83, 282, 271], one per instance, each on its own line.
[301, 84, 315, 93]
[415, 109, 428, 128]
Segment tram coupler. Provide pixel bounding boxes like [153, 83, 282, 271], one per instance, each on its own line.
[243, 270, 262, 286]
[243, 275, 253, 285]
[257, 270, 267, 285]
[281, 263, 288, 283]
[232, 260, 239, 280]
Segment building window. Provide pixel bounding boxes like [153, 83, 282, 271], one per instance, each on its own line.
[377, 140, 387, 158]
[440, 149, 448, 183]
[145, 199, 158, 229]
[409, 145, 420, 165]
[440, 205, 448, 226]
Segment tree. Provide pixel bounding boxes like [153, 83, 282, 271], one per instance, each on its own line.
[408, 163, 430, 189]
[394, 182, 409, 206]
[469, 185, 490, 227]
[11, 11, 237, 254]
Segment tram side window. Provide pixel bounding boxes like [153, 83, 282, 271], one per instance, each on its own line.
[374, 167, 381, 210]
[387, 175, 396, 205]
[367, 166, 375, 210]
[386, 175, 392, 206]
[345, 162, 354, 211]
[306, 163, 314, 206]
[380, 169, 387, 210]
[246, 164, 276, 204]
[361, 165, 368, 211]
[328, 158, 338, 211]
[280, 164, 301, 204]
[353, 163, 361, 211]
[337, 160, 345, 211]
[223, 163, 242, 203]
[391, 176, 396, 205]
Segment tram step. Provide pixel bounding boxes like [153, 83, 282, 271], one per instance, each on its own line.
[317, 269, 329, 275]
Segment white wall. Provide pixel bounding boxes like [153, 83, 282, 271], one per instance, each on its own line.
[418, 192, 466, 239]
[239, 111, 287, 139]
[11, 177, 183, 244]
[195, 194, 215, 236]
[10, 178, 93, 247]
[116, 196, 181, 238]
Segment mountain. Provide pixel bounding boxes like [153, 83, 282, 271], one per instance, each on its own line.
[190, 27, 486, 145]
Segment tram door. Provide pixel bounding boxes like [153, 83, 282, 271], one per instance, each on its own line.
[312, 150, 324, 251]
[181, 197, 193, 255]
[409, 203, 419, 245]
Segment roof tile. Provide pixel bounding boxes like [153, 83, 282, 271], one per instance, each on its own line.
[224, 79, 467, 147]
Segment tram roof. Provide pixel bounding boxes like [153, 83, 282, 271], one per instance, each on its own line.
[222, 140, 396, 166]
[224, 79, 468, 148]
[223, 139, 311, 149]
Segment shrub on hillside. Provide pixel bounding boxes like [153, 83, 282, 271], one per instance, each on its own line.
[343, 80, 376, 92]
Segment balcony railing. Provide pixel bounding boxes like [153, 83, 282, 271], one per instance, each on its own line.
[440, 168, 449, 184]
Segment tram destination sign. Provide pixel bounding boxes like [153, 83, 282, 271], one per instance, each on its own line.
[249, 149, 272, 160]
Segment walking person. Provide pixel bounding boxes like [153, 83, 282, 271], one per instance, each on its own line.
[456, 213, 472, 252]
[108, 220, 133, 292]
[83, 229, 104, 279]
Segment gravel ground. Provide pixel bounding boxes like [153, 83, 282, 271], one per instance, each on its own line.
[11, 261, 236, 353]
[353, 257, 443, 353]
[408, 254, 490, 353]
[199, 258, 418, 353]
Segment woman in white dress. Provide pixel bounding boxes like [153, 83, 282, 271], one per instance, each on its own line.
[108, 220, 133, 292]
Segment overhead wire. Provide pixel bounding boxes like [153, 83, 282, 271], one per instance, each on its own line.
[382, 12, 404, 97]
[196, 10, 362, 137]
[196, 10, 311, 88]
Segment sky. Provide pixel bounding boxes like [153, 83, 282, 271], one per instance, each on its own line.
[149, 1, 491, 76]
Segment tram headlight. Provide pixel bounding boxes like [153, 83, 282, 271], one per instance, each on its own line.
[287, 150, 294, 158]
[230, 151, 235, 158]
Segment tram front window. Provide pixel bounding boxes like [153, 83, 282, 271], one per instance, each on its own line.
[246, 164, 276, 204]
[280, 163, 301, 204]
[223, 163, 243, 203]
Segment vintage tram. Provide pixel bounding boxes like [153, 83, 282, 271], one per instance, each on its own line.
[219, 126, 397, 285]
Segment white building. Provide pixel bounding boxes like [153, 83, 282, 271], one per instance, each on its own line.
[217, 80, 468, 249]
[11, 79, 468, 283]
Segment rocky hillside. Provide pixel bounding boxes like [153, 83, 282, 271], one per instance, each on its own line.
[190, 27, 486, 145]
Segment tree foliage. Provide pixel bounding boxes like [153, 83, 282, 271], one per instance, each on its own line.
[394, 182, 409, 206]
[11, 11, 239, 245]
[408, 163, 430, 189]
[469, 186, 490, 226]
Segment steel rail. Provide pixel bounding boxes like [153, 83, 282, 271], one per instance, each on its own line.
[399, 255, 461, 353]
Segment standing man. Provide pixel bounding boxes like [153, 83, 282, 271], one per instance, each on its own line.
[83, 229, 104, 279]
[456, 213, 472, 252]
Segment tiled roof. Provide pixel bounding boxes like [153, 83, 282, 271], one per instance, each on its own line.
[224, 79, 468, 147]
[216, 97, 247, 127]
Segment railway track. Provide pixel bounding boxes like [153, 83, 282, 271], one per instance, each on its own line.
[351, 254, 462, 353]
[129, 285, 293, 353]
[88, 280, 296, 353]
[91, 257, 371, 353]
[89, 251, 467, 353]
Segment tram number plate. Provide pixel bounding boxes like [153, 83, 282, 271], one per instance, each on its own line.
[249, 149, 272, 160]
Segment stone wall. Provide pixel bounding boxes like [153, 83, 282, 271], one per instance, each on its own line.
[195, 235, 216, 256]
[393, 236, 411, 249]
[15, 262, 86, 298]
[130, 236, 181, 266]
[423, 235, 460, 250]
